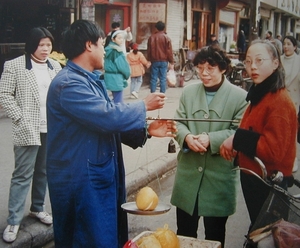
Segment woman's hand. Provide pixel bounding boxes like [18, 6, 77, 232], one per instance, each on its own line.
[185, 134, 207, 153]
[148, 120, 177, 137]
[197, 133, 210, 149]
[220, 135, 237, 161]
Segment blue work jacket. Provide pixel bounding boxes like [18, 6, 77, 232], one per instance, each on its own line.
[46, 60, 147, 247]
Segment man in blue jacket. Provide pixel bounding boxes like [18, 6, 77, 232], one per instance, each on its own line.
[46, 20, 176, 248]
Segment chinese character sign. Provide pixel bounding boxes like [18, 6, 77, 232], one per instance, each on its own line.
[138, 3, 166, 23]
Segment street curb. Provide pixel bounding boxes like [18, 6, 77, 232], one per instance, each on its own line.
[1, 152, 178, 248]
[1, 217, 53, 248]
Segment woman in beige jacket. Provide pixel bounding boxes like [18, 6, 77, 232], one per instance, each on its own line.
[281, 35, 300, 172]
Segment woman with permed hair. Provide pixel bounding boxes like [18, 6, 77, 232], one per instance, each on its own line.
[171, 45, 248, 247]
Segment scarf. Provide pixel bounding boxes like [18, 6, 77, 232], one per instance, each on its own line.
[246, 71, 279, 105]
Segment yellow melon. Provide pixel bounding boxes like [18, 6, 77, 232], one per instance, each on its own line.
[136, 186, 159, 211]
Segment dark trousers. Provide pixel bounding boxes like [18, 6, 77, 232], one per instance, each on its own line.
[176, 206, 228, 248]
[241, 172, 288, 232]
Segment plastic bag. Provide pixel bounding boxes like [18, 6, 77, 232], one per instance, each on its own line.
[272, 219, 300, 248]
[167, 69, 176, 87]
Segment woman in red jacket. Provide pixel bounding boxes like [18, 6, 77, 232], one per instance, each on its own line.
[220, 40, 297, 231]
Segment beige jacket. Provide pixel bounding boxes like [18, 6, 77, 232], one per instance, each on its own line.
[281, 53, 300, 111]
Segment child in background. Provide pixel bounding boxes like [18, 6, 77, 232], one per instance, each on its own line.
[104, 30, 131, 103]
[127, 43, 151, 99]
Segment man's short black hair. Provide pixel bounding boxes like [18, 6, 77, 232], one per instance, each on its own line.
[155, 21, 165, 31]
[25, 27, 54, 55]
[111, 22, 120, 29]
[62, 20, 104, 60]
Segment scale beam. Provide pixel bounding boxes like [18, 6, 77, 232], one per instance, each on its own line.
[146, 117, 240, 123]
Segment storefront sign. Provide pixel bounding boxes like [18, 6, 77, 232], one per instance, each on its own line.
[138, 3, 166, 23]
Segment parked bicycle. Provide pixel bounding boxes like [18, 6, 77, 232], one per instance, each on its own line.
[237, 157, 300, 248]
[226, 60, 252, 91]
[181, 50, 199, 82]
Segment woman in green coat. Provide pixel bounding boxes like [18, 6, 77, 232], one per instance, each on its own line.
[170, 46, 248, 247]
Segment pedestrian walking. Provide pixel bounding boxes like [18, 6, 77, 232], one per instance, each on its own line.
[237, 30, 246, 53]
[104, 30, 131, 103]
[0, 27, 61, 243]
[220, 40, 297, 235]
[281, 35, 300, 172]
[127, 43, 151, 99]
[170, 46, 248, 248]
[265, 30, 282, 54]
[206, 34, 219, 48]
[46, 19, 177, 248]
[104, 22, 132, 54]
[147, 21, 174, 94]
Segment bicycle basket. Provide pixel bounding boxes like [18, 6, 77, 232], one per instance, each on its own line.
[253, 189, 300, 231]
[246, 189, 300, 247]
[186, 50, 197, 61]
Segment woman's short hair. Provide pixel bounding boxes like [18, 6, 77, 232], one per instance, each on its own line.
[25, 27, 54, 54]
[61, 20, 105, 60]
[193, 46, 231, 71]
[283, 35, 298, 47]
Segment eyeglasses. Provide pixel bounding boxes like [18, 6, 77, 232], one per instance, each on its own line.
[195, 65, 217, 74]
[243, 58, 271, 67]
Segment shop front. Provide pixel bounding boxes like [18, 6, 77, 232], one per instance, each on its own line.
[0, 0, 76, 75]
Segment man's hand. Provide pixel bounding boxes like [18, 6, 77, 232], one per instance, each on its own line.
[220, 135, 237, 161]
[143, 93, 166, 111]
[148, 120, 177, 137]
[168, 63, 174, 70]
[125, 27, 131, 32]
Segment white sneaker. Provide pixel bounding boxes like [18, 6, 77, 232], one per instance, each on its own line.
[3, 225, 19, 243]
[29, 211, 53, 225]
[131, 91, 138, 99]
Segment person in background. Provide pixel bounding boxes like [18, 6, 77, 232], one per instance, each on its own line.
[127, 43, 151, 99]
[104, 22, 132, 54]
[265, 30, 282, 54]
[46, 20, 177, 248]
[171, 46, 248, 248]
[147, 21, 174, 94]
[207, 34, 219, 48]
[281, 35, 300, 172]
[190, 35, 197, 50]
[0, 27, 61, 243]
[237, 30, 246, 53]
[220, 40, 297, 234]
[104, 30, 131, 103]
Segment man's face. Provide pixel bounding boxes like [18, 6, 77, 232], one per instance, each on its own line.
[91, 38, 105, 70]
[265, 32, 271, 39]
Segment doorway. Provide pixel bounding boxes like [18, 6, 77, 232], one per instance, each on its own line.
[192, 11, 211, 49]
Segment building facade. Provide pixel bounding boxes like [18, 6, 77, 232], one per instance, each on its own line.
[1, 0, 300, 75]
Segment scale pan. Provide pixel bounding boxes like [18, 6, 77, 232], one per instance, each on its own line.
[121, 202, 171, 215]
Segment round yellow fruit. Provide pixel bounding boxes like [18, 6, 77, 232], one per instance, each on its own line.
[136, 186, 159, 211]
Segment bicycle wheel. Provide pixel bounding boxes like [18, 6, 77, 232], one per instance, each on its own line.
[182, 62, 195, 82]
